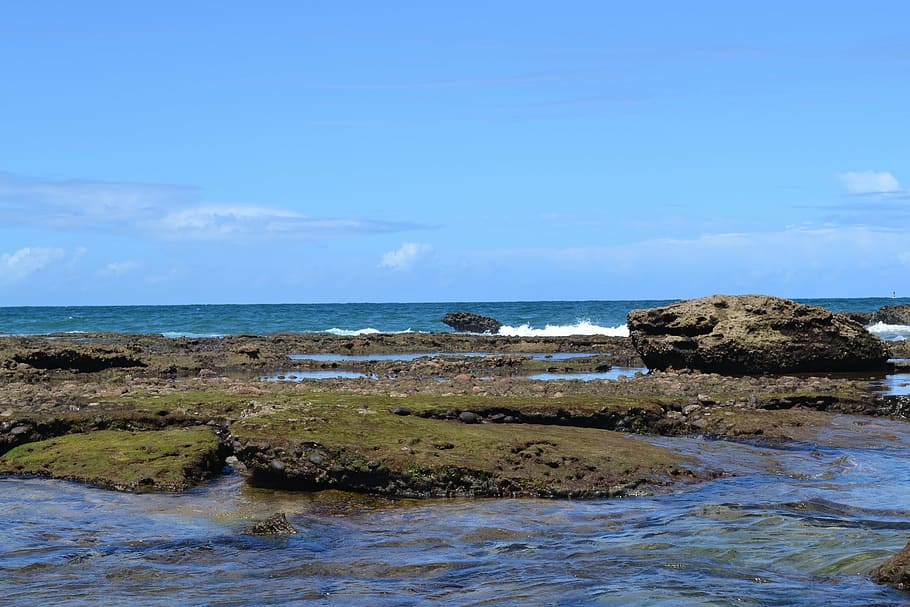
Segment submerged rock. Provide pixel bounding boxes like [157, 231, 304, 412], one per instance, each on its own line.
[243, 512, 298, 536]
[441, 311, 502, 334]
[627, 294, 889, 375]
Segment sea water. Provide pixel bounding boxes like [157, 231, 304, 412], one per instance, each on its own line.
[1, 298, 909, 339]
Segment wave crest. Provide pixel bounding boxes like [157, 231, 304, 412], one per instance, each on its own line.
[498, 321, 629, 337]
[866, 322, 910, 341]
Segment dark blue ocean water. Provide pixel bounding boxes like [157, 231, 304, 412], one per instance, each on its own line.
[1, 298, 907, 337]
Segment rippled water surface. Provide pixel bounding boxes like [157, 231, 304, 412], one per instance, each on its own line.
[6, 422, 910, 606]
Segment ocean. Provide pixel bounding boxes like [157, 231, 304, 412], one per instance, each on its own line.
[2, 297, 909, 339]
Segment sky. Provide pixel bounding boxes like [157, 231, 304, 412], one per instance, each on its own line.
[1, 1, 909, 305]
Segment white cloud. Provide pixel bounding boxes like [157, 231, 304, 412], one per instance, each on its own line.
[0, 172, 418, 241]
[103, 260, 141, 276]
[836, 170, 900, 194]
[379, 242, 432, 270]
[0, 247, 65, 281]
[154, 205, 409, 241]
[0, 172, 194, 228]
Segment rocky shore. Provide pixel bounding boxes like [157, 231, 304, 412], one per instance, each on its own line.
[3, 295, 910, 587]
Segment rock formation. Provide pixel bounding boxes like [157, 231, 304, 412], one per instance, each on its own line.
[872, 305, 910, 326]
[243, 512, 298, 536]
[871, 540, 910, 590]
[441, 311, 502, 334]
[627, 294, 889, 375]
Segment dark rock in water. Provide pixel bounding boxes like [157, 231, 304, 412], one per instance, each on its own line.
[441, 311, 502, 334]
[871, 539, 910, 589]
[872, 305, 910, 326]
[244, 512, 298, 536]
[627, 294, 889, 375]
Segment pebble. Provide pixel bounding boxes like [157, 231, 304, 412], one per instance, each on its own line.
[391, 407, 412, 416]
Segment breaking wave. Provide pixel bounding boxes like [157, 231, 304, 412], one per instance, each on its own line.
[498, 321, 629, 337]
[324, 328, 417, 336]
[866, 322, 910, 341]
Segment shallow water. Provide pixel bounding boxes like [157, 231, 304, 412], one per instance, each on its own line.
[5, 424, 910, 606]
[528, 367, 648, 381]
[288, 352, 600, 362]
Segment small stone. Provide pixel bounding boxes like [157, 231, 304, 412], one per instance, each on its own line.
[269, 459, 285, 472]
[454, 374, 472, 383]
[307, 452, 326, 466]
[9, 425, 32, 436]
[391, 407, 412, 416]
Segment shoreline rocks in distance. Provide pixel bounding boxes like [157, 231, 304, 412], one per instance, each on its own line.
[627, 294, 890, 375]
[441, 311, 503, 334]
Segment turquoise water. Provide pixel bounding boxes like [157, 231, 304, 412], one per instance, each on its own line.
[1, 298, 907, 336]
[5, 421, 910, 606]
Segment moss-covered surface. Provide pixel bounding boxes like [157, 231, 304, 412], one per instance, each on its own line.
[0, 332, 905, 497]
[230, 397, 696, 498]
[0, 427, 223, 492]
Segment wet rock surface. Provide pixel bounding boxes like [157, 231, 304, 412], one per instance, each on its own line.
[628, 294, 889, 374]
[243, 512, 298, 536]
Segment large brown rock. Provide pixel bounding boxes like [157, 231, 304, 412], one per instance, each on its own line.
[627, 294, 889, 375]
[871, 540, 910, 590]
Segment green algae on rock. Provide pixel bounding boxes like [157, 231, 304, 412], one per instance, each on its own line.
[0, 427, 224, 492]
[230, 393, 699, 498]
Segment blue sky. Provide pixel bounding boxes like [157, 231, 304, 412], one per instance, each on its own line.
[2, 1, 909, 305]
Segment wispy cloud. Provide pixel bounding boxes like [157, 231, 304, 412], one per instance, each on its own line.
[379, 242, 432, 270]
[155, 205, 413, 241]
[0, 172, 418, 241]
[0, 172, 194, 229]
[102, 260, 141, 276]
[836, 170, 900, 194]
[0, 247, 66, 282]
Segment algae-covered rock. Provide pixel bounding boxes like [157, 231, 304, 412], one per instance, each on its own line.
[231, 393, 694, 498]
[0, 427, 224, 492]
[627, 294, 889, 374]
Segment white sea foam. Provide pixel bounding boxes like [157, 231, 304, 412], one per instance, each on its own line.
[162, 332, 225, 339]
[325, 327, 382, 336]
[326, 328, 417, 336]
[866, 322, 910, 341]
[498, 321, 630, 337]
